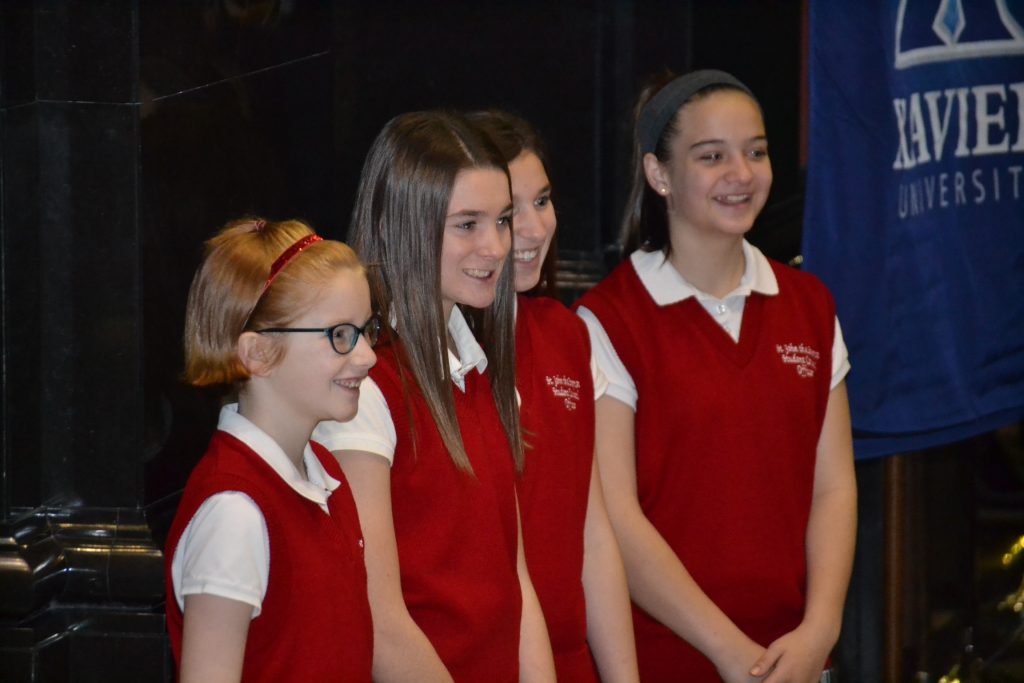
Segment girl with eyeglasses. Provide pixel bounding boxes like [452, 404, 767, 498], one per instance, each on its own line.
[314, 111, 555, 682]
[576, 70, 856, 682]
[165, 218, 378, 683]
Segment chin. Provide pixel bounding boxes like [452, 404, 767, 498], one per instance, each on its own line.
[515, 277, 540, 292]
[460, 291, 498, 310]
[329, 403, 359, 425]
[517, 262, 542, 285]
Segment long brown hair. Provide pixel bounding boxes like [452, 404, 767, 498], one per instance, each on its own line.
[350, 111, 524, 474]
[467, 109, 558, 298]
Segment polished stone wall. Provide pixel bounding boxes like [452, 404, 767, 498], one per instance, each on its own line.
[0, 2, 806, 680]
[1, 2, 338, 680]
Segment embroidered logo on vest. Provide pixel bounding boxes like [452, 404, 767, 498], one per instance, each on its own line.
[545, 374, 581, 410]
[775, 343, 820, 378]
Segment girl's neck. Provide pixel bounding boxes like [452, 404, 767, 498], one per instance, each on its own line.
[667, 231, 745, 299]
[236, 390, 313, 475]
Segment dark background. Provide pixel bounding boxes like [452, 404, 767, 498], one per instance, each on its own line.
[3, 2, 1019, 681]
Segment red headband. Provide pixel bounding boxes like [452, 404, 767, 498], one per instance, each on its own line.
[241, 233, 323, 331]
[260, 233, 323, 296]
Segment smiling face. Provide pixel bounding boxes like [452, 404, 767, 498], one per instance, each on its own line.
[507, 152, 556, 292]
[648, 89, 772, 243]
[266, 269, 377, 426]
[439, 167, 513, 318]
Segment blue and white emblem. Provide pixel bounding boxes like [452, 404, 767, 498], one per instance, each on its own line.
[895, 0, 1024, 68]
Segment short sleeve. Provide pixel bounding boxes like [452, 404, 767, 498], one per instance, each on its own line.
[831, 316, 851, 390]
[313, 376, 397, 463]
[170, 492, 269, 617]
[591, 352, 609, 401]
[576, 305, 638, 410]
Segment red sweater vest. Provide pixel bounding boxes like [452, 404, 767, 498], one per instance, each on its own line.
[515, 295, 599, 682]
[164, 431, 372, 682]
[371, 340, 521, 683]
[577, 258, 834, 682]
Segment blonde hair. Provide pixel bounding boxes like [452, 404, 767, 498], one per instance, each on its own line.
[183, 217, 363, 387]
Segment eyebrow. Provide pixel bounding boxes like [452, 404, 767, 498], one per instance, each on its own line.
[446, 209, 485, 219]
[689, 135, 768, 151]
[446, 203, 514, 219]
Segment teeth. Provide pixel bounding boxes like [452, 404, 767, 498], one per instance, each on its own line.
[717, 194, 750, 205]
[513, 249, 539, 262]
[335, 378, 363, 389]
[464, 269, 492, 278]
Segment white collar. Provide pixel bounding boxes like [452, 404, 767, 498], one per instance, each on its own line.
[446, 306, 488, 392]
[218, 403, 340, 508]
[630, 239, 779, 306]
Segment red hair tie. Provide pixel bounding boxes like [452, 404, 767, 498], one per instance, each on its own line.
[241, 233, 323, 331]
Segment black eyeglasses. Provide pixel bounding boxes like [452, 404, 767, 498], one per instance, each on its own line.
[256, 316, 381, 355]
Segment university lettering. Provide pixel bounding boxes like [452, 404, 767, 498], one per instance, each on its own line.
[892, 82, 1024, 169]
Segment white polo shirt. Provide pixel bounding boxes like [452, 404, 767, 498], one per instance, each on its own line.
[576, 241, 850, 411]
[170, 403, 341, 616]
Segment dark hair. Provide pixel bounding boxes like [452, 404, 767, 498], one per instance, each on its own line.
[621, 70, 762, 255]
[467, 109, 559, 298]
[350, 110, 524, 473]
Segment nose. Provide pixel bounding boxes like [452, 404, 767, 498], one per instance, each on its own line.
[728, 154, 754, 183]
[351, 333, 377, 370]
[514, 206, 544, 243]
[478, 223, 510, 260]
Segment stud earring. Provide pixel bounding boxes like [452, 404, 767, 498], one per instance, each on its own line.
[659, 187, 668, 195]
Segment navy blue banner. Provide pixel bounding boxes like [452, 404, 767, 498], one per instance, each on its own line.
[803, 0, 1024, 458]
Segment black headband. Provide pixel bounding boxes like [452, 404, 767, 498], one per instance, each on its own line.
[638, 69, 755, 155]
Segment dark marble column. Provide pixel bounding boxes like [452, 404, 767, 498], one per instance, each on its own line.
[1, 2, 334, 680]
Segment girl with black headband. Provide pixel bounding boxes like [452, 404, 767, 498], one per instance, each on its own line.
[166, 218, 378, 682]
[576, 70, 856, 682]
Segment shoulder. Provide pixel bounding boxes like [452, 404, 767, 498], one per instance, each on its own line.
[519, 295, 580, 328]
[186, 432, 272, 494]
[584, 258, 638, 296]
[171, 437, 278, 549]
[519, 295, 592, 354]
[575, 258, 641, 319]
[763, 259, 837, 338]
[768, 259, 835, 307]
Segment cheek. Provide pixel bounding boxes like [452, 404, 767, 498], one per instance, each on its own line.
[439, 256, 458, 294]
[439, 239, 460, 276]
[543, 211, 557, 243]
[681, 169, 711, 194]
[538, 213, 557, 254]
[498, 229, 512, 256]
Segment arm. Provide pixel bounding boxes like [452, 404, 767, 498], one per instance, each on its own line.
[750, 382, 857, 682]
[582, 455, 640, 682]
[515, 494, 557, 683]
[595, 395, 765, 683]
[333, 449, 454, 683]
[179, 594, 252, 683]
